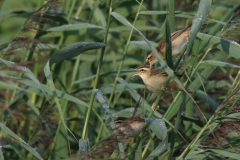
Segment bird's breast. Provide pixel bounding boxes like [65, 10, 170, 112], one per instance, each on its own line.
[143, 76, 165, 93]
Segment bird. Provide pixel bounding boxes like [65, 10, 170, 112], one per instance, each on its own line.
[132, 65, 195, 94]
[146, 26, 191, 68]
[114, 117, 145, 137]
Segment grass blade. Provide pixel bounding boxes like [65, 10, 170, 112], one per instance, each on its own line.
[94, 89, 125, 158]
[47, 23, 105, 31]
[185, 0, 212, 58]
[79, 139, 90, 154]
[195, 90, 219, 110]
[165, 18, 173, 69]
[0, 58, 49, 102]
[129, 41, 158, 51]
[145, 118, 168, 160]
[17, 79, 88, 107]
[197, 33, 240, 59]
[44, 60, 77, 140]
[209, 149, 240, 159]
[50, 42, 106, 64]
[167, 0, 175, 32]
[0, 123, 43, 160]
[202, 60, 240, 68]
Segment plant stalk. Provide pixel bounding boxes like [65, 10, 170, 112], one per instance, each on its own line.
[164, 45, 211, 119]
[107, 0, 144, 106]
[81, 0, 113, 141]
[139, 45, 188, 159]
[129, 76, 171, 159]
[67, 0, 77, 21]
[168, 0, 175, 32]
[168, 94, 186, 159]
[95, 0, 144, 143]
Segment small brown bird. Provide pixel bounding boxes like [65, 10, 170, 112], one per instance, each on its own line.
[132, 65, 194, 93]
[146, 26, 191, 68]
[114, 117, 145, 137]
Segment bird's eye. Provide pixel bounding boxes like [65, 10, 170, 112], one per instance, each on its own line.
[147, 57, 150, 60]
[141, 69, 144, 72]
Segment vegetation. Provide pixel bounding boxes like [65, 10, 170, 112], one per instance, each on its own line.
[1, 0, 240, 159]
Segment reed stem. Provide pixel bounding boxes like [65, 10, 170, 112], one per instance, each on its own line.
[81, 0, 113, 141]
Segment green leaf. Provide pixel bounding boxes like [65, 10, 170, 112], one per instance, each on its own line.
[205, 80, 229, 90]
[219, 112, 240, 121]
[94, 89, 115, 129]
[129, 41, 158, 51]
[185, 0, 212, 58]
[86, 0, 106, 27]
[195, 90, 219, 110]
[202, 60, 240, 68]
[14, 79, 88, 107]
[79, 139, 90, 154]
[209, 149, 240, 159]
[0, 143, 4, 160]
[0, 58, 49, 102]
[139, 11, 225, 25]
[47, 23, 105, 31]
[73, 69, 135, 84]
[94, 89, 125, 158]
[187, 152, 214, 159]
[197, 33, 240, 59]
[164, 49, 228, 121]
[145, 118, 168, 160]
[109, 25, 162, 32]
[0, 8, 33, 17]
[44, 60, 76, 141]
[135, 139, 144, 160]
[146, 118, 167, 141]
[50, 42, 106, 64]
[139, 11, 181, 15]
[0, 123, 43, 160]
[22, 94, 40, 116]
[165, 19, 173, 69]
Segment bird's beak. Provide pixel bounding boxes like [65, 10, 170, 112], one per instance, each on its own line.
[132, 72, 140, 77]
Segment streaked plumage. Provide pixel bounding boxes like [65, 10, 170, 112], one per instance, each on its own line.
[146, 26, 191, 67]
[133, 65, 194, 93]
[114, 117, 145, 137]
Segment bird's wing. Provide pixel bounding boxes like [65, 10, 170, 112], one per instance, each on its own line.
[171, 26, 191, 41]
[153, 26, 191, 54]
[152, 69, 168, 77]
[153, 69, 182, 77]
[147, 26, 191, 57]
